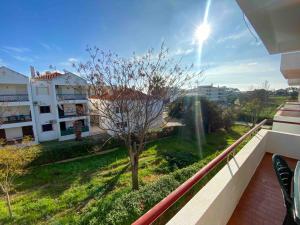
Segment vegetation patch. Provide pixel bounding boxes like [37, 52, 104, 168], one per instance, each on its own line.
[0, 125, 249, 225]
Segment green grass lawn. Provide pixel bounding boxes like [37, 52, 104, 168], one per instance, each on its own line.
[0, 125, 249, 225]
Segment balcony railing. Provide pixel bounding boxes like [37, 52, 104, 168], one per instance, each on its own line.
[0, 94, 29, 102]
[132, 119, 267, 225]
[60, 126, 89, 136]
[59, 111, 87, 118]
[56, 94, 87, 101]
[0, 115, 32, 124]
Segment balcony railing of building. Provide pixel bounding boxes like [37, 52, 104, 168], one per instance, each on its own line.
[132, 119, 267, 225]
[58, 111, 88, 119]
[0, 94, 29, 102]
[60, 126, 89, 136]
[0, 115, 32, 124]
[56, 94, 87, 101]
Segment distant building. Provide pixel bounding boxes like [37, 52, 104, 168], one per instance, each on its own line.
[186, 85, 240, 103]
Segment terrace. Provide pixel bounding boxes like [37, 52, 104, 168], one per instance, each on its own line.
[57, 103, 88, 119]
[133, 120, 300, 225]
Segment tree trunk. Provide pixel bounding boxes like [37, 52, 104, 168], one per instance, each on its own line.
[131, 142, 139, 190]
[5, 191, 12, 218]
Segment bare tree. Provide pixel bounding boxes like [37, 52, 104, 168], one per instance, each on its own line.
[76, 43, 202, 190]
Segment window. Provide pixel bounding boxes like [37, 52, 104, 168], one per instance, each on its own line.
[36, 86, 49, 95]
[40, 106, 51, 114]
[42, 124, 53, 132]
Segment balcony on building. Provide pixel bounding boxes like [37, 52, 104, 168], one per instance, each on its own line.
[56, 85, 87, 102]
[0, 84, 29, 103]
[0, 105, 33, 127]
[0, 125, 35, 145]
[57, 103, 88, 120]
[59, 119, 89, 141]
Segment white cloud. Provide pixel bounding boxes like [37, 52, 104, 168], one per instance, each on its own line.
[13, 55, 34, 63]
[40, 43, 51, 50]
[205, 59, 276, 76]
[171, 47, 195, 57]
[217, 29, 248, 44]
[0, 58, 6, 66]
[2, 46, 30, 53]
[197, 58, 288, 91]
[60, 57, 79, 67]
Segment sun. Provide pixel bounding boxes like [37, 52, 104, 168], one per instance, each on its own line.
[195, 23, 211, 44]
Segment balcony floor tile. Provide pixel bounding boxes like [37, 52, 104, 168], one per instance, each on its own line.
[227, 153, 297, 225]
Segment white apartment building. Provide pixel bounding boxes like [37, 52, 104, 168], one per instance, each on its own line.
[0, 66, 91, 143]
[30, 70, 91, 142]
[186, 85, 239, 103]
[89, 88, 164, 136]
[0, 66, 37, 144]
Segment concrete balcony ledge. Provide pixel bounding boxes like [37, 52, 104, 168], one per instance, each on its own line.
[59, 130, 90, 141]
[273, 103, 300, 134]
[167, 130, 300, 225]
[58, 115, 88, 122]
[56, 94, 87, 101]
[0, 121, 34, 129]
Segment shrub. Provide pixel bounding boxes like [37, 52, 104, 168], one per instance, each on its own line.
[160, 151, 198, 170]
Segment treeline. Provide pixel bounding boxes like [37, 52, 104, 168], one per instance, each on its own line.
[169, 96, 234, 134]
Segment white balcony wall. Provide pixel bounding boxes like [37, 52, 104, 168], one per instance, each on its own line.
[56, 85, 85, 95]
[0, 106, 31, 117]
[0, 84, 28, 95]
[273, 103, 300, 134]
[60, 103, 87, 116]
[5, 127, 23, 140]
[284, 102, 300, 110]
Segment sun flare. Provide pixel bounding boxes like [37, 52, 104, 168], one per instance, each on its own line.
[195, 23, 211, 44]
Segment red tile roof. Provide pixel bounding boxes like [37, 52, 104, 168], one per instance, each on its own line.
[90, 88, 149, 100]
[34, 72, 63, 80]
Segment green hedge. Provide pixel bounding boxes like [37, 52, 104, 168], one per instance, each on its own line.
[80, 151, 222, 225]
[29, 138, 123, 166]
[29, 127, 179, 166]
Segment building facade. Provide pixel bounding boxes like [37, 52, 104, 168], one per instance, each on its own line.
[0, 66, 38, 144]
[0, 66, 91, 143]
[186, 85, 239, 103]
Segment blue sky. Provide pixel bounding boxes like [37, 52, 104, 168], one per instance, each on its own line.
[0, 0, 287, 90]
